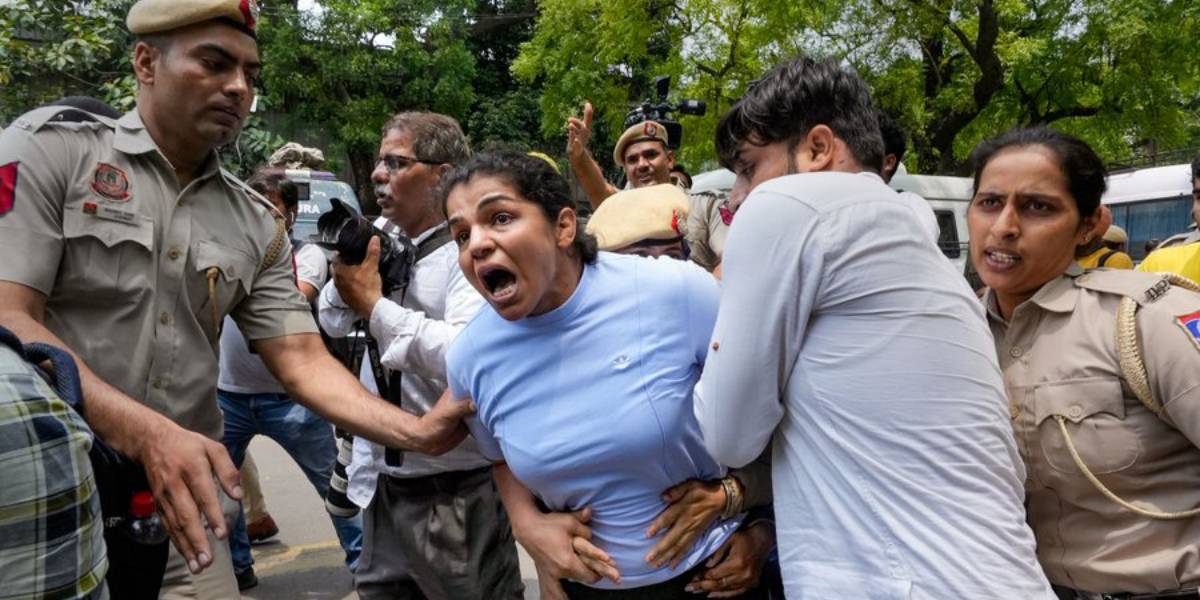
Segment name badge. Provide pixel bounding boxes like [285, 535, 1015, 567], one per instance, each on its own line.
[83, 201, 138, 225]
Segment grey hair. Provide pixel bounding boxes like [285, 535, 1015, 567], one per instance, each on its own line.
[382, 112, 472, 165]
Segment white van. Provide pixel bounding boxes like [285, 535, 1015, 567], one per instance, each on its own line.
[1102, 163, 1194, 259]
[691, 166, 974, 272]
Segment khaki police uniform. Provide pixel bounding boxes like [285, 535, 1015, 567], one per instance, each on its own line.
[984, 265, 1200, 595]
[0, 106, 316, 598]
[686, 189, 729, 271]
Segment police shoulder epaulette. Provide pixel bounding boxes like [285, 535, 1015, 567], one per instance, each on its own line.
[8, 106, 117, 134]
[1074, 269, 1172, 306]
[219, 168, 289, 272]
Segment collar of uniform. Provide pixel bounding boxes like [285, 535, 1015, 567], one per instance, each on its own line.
[983, 266, 1081, 323]
[115, 109, 223, 181]
[1029, 266, 1082, 313]
[113, 110, 161, 155]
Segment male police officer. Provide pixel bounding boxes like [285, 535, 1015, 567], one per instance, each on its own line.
[0, 0, 470, 596]
[565, 102, 730, 271]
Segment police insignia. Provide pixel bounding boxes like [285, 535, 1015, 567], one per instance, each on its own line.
[643, 122, 658, 137]
[0, 162, 18, 217]
[1175, 310, 1200, 351]
[240, 0, 259, 28]
[91, 162, 130, 202]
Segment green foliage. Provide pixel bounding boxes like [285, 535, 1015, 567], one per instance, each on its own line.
[257, 0, 477, 201]
[521, 0, 1200, 174]
[0, 0, 136, 120]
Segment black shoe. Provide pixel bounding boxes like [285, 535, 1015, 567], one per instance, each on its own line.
[236, 567, 258, 591]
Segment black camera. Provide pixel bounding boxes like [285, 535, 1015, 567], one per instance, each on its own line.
[623, 75, 707, 150]
[314, 198, 415, 297]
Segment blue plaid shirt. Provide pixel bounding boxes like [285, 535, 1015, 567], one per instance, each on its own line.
[0, 343, 107, 599]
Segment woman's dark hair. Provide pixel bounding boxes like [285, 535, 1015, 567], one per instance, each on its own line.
[716, 55, 884, 173]
[970, 126, 1108, 218]
[438, 151, 598, 264]
[248, 171, 299, 209]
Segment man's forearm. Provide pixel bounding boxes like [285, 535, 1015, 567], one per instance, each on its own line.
[494, 462, 541, 533]
[262, 335, 426, 448]
[567, 149, 617, 210]
[0, 304, 170, 461]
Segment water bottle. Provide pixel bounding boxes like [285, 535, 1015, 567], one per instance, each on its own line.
[125, 491, 168, 545]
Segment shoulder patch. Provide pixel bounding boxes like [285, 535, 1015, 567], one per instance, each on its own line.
[0, 162, 17, 216]
[1174, 310, 1200, 352]
[1075, 269, 1170, 306]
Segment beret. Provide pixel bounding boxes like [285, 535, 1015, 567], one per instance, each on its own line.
[1103, 224, 1128, 244]
[128, 0, 259, 37]
[586, 184, 689, 251]
[612, 120, 669, 164]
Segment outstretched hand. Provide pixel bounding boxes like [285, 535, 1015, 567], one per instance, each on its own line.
[415, 390, 474, 455]
[566, 101, 594, 160]
[137, 418, 242, 574]
[644, 478, 727, 570]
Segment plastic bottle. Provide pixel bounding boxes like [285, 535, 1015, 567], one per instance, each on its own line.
[125, 491, 168, 545]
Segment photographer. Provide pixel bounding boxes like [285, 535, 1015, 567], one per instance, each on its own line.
[317, 112, 524, 600]
[566, 101, 730, 271]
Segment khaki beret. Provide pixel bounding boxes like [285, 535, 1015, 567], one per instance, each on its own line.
[586, 184, 688, 251]
[613, 120, 669, 164]
[128, 0, 259, 37]
[1103, 224, 1128, 244]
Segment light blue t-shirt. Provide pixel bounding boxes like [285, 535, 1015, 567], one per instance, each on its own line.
[447, 252, 741, 589]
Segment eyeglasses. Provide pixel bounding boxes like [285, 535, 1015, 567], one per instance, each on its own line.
[377, 153, 442, 173]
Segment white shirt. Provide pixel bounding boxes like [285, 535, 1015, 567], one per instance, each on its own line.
[218, 242, 328, 394]
[695, 172, 1054, 599]
[318, 219, 487, 507]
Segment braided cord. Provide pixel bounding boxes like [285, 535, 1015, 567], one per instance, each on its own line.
[1056, 415, 1200, 520]
[1067, 272, 1200, 519]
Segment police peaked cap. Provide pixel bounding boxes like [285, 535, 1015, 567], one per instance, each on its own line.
[586, 184, 689, 251]
[613, 121, 670, 164]
[128, 0, 260, 38]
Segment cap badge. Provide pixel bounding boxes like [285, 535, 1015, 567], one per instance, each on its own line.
[670, 209, 683, 236]
[643, 122, 658, 137]
[240, 0, 259, 29]
[91, 162, 131, 202]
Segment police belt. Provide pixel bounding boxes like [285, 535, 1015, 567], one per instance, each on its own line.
[1058, 587, 1200, 600]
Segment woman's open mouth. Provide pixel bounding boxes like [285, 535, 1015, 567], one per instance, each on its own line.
[983, 249, 1021, 271]
[479, 265, 518, 303]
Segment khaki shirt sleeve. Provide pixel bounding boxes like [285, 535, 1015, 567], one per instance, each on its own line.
[1139, 285, 1200, 444]
[687, 192, 718, 271]
[0, 126, 72, 294]
[232, 234, 319, 340]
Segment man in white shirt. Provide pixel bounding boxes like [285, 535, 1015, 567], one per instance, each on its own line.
[318, 112, 522, 599]
[694, 56, 1054, 599]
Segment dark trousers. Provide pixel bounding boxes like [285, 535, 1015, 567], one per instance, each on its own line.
[354, 468, 524, 600]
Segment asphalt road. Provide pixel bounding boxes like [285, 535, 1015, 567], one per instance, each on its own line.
[238, 435, 541, 599]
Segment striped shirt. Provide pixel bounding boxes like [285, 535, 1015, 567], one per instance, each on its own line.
[0, 343, 108, 600]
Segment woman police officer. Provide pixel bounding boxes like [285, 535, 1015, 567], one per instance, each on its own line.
[968, 126, 1200, 599]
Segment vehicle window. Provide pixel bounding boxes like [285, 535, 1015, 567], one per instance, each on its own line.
[1110, 195, 1191, 259]
[934, 209, 961, 259]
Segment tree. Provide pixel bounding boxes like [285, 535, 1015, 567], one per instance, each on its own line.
[519, 0, 1200, 174]
[831, 0, 1200, 173]
[0, 0, 136, 120]
[256, 0, 477, 210]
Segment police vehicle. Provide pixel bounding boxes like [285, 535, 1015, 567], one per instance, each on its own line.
[1102, 163, 1195, 259]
